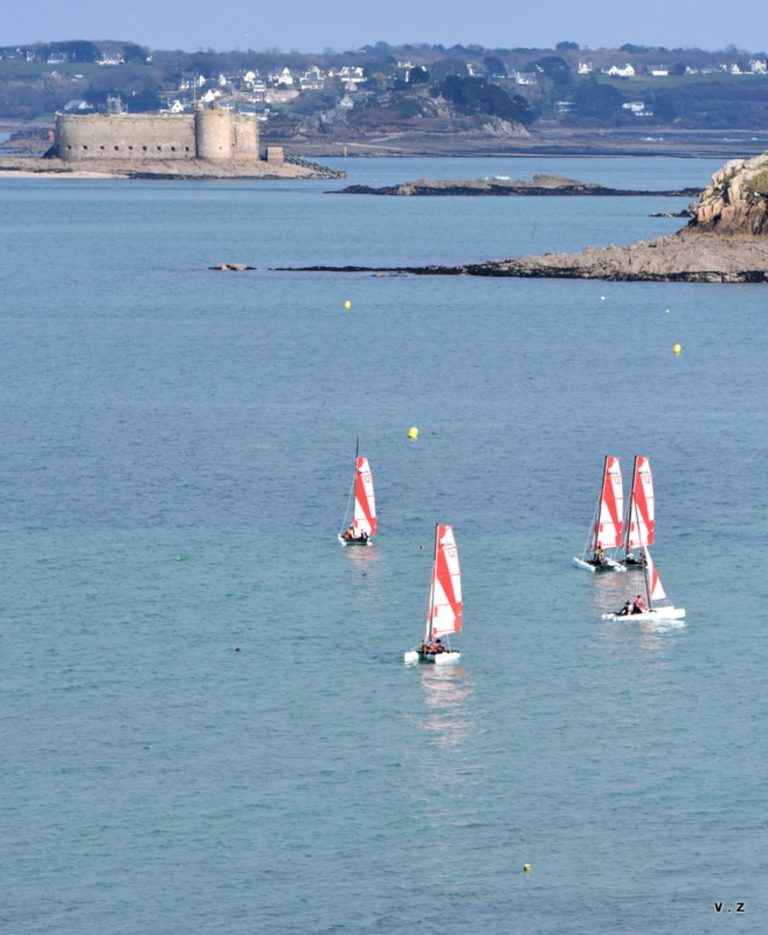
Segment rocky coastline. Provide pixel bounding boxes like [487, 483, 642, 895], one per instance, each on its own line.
[280, 153, 768, 284]
[333, 175, 699, 198]
[0, 155, 344, 180]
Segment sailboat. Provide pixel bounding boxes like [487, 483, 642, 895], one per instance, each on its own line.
[622, 455, 655, 568]
[573, 455, 626, 572]
[601, 545, 685, 621]
[338, 444, 377, 547]
[404, 524, 462, 665]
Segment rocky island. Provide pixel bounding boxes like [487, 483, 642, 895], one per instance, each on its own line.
[282, 153, 768, 284]
[333, 175, 700, 198]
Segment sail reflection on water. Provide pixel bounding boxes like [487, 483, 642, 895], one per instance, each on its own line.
[417, 665, 475, 751]
[592, 568, 635, 617]
[341, 540, 381, 573]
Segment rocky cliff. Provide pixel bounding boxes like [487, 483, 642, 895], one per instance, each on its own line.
[687, 152, 768, 235]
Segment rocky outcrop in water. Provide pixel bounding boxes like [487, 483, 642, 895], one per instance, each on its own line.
[686, 152, 768, 235]
[282, 153, 768, 284]
[334, 175, 699, 197]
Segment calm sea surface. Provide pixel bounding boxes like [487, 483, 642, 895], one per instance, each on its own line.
[1, 155, 766, 935]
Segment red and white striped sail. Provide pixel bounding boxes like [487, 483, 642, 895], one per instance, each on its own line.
[626, 456, 655, 550]
[642, 546, 667, 604]
[426, 524, 463, 640]
[352, 456, 377, 537]
[591, 456, 624, 550]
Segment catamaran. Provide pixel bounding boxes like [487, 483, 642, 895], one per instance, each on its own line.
[338, 445, 377, 546]
[404, 524, 462, 665]
[622, 455, 655, 568]
[602, 545, 685, 621]
[573, 455, 626, 572]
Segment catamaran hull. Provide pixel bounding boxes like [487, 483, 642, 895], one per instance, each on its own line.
[403, 650, 461, 665]
[572, 556, 626, 573]
[337, 534, 373, 547]
[601, 607, 686, 622]
[621, 557, 646, 570]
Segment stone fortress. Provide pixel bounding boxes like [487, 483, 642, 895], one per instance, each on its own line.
[52, 106, 282, 164]
[27, 103, 345, 177]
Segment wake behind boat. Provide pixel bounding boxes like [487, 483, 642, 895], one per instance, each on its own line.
[338, 444, 377, 546]
[573, 455, 626, 573]
[602, 546, 685, 621]
[404, 524, 462, 665]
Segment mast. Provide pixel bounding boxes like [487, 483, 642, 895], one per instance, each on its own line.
[643, 549, 653, 609]
[624, 455, 639, 557]
[625, 456, 655, 553]
[591, 455, 608, 551]
[424, 523, 438, 642]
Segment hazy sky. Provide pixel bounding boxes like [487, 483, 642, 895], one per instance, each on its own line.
[6, 0, 767, 53]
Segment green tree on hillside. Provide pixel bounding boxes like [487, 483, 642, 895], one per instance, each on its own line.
[436, 75, 534, 123]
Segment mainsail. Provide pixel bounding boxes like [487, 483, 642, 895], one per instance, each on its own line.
[643, 546, 667, 604]
[591, 456, 624, 550]
[352, 455, 377, 537]
[625, 456, 655, 551]
[426, 524, 463, 640]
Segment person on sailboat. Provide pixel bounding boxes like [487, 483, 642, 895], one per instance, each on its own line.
[631, 594, 647, 614]
[428, 638, 444, 654]
[616, 600, 632, 616]
[341, 525, 355, 541]
[593, 543, 606, 566]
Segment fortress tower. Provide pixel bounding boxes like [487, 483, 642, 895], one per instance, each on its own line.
[53, 108, 262, 164]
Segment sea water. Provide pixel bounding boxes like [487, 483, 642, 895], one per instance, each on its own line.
[1, 156, 765, 935]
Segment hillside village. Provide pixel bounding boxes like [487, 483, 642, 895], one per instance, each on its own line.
[2, 39, 768, 149]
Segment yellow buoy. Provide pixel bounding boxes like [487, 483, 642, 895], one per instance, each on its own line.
[343, 299, 352, 310]
[407, 426, 419, 440]
[673, 343, 682, 354]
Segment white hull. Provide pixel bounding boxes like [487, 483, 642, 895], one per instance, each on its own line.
[572, 556, 626, 573]
[601, 606, 685, 622]
[403, 650, 461, 665]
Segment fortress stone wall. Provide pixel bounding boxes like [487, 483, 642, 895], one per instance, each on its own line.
[54, 109, 262, 163]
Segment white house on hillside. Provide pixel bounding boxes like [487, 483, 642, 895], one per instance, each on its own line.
[604, 63, 636, 78]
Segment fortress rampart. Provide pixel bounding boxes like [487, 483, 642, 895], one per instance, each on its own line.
[54, 109, 262, 163]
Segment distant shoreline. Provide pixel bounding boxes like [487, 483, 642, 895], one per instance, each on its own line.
[0, 155, 343, 180]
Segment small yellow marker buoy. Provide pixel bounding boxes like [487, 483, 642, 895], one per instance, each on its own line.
[522, 864, 533, 873]
[407, 426, 419, 440]
[673, 343, 682, 354]
[343, 299, 352, 310]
